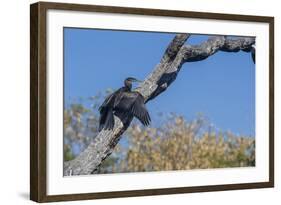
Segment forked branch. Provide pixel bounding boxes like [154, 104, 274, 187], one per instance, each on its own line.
[64, 34, 255, 176]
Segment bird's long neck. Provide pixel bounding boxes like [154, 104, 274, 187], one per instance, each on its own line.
[124, 84, 131, 91]
[124, 80, 132, 91]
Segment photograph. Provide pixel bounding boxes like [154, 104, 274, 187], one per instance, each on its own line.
[30, 2, 274, 202]
[63, 28, 256, 176]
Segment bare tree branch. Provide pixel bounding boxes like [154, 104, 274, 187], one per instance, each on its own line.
[64, 34, 190, 175]
[64, 34, 255, 176]
[147, 36, 255, 101]
[183, 36, 255, 62]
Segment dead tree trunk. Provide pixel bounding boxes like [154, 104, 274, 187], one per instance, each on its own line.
[64, 34, 255, 176]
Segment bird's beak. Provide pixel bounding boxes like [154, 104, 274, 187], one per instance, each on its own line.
[132, 78, 142, 83]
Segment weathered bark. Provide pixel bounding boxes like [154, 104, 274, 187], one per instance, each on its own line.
[64, 34, 255, 176]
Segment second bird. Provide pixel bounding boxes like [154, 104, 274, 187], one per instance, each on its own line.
[98, 77, 151, 131]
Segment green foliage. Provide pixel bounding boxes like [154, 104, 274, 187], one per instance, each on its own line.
[63, 144, 75, 161]
[97, 115, 255, 173]
[64, 101, 100, 160]
[64, 95, 255, 173]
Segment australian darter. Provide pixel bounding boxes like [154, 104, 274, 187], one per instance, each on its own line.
[98, 77, 151, 131]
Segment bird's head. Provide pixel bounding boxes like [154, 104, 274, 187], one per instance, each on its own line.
[124, 77, 142, 90]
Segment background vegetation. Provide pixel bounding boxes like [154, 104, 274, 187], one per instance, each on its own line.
[64, 93, 255, 174]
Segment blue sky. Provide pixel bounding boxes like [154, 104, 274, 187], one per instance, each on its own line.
[64, 28, 255, 136]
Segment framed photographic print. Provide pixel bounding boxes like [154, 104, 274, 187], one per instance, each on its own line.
[30, 1, 274, 202]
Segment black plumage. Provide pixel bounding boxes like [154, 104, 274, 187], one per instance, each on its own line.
[98, 77, 151, 131]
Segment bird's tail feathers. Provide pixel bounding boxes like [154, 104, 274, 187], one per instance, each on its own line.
[103, 108, 114, 130]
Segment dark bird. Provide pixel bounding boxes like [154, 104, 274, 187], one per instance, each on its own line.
[98, 77, 151, 131]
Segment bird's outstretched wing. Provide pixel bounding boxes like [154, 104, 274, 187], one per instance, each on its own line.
[98, 92, 117, 131]
[113, 92, 151, 126]
[98, 93, 115, 112]
[130, 93, 151, 126]
[103, 107, 114, 130]
[113, 92, 135, 110]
